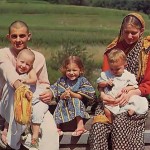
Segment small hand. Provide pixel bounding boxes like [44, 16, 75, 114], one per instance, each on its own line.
[107, 78, 114, 87]
[61, 90, 71, 100]
[25, 91, 33, 101]
[21, 79, 26, 84]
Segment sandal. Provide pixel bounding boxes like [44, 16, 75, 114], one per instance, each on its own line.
[57, 129, 63, 136]
[72, 129, 87, 137]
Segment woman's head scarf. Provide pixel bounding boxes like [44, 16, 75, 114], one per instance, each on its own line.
[106, 13, 145, 50]
[118, 13, 145, 42]
[106, 13, 145, 77]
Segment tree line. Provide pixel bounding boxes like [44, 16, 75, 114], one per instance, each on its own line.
[43, 0, 150, 15]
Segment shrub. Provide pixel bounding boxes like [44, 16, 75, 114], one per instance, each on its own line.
[47, 42, 97, 83]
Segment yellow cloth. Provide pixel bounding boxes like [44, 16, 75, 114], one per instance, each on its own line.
[14, 85, 33, 125]
[106, 13, 145, 51]
[127, 12, 145, 28]
[92, 114, 111, 124]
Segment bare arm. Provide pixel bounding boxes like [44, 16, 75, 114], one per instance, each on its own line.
[70, 90, 83, 100]
[116, 88, 141, 106]
[98, 78, 113, 91]
[98, 81, 108, 88]
[22, 69, 37, 85]
[121, 85, 137, 93]
[60, 88, 83, 100]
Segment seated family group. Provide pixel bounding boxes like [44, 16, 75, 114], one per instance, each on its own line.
[0, 12, 150, 150]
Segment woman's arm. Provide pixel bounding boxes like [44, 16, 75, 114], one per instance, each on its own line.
[116, 89, 141, 106]
[139, 54, 150, 96]
[101, 54, 110, 71]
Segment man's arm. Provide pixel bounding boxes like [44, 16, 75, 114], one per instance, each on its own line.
[0, 62, 21, 88]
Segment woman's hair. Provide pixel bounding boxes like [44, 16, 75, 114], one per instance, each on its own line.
[60, 56, 84, 76]
[9, 20, 29, 34]
[108, 49, 127, 64]
[118, 13, 145, 40]
[122, 15, 143, 29]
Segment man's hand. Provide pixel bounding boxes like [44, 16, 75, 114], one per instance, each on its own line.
[39, 89, 53, 104]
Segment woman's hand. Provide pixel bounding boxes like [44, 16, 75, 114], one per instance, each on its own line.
[115, 92, 130, 106]
[107, 78, 114, 86]
[39, 89, 53, 104]
[115, 89, 141, 106]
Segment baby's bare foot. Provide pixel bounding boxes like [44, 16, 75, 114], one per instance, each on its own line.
[128, 109, 135, 116]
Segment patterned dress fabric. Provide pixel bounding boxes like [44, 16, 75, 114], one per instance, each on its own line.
[51, 76, 96, 124]
[89, 104, 147, 150]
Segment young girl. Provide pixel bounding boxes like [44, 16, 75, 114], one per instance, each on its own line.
[51, 56, 96, 136]
[97, 49, 148, 123]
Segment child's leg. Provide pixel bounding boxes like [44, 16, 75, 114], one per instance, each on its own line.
[30, 101, 48, 149]
[31, 123, 40, 139]
[29, 123, 40, 150]
[72, 116, 87, 136]
[104, 107, 112, 123]
[57, 124, 63, 136]
[76, 116, 85, 130]
[31, 101, 48, 137]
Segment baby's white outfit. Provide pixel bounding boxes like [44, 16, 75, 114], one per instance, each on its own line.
[97, 69, 148, 115]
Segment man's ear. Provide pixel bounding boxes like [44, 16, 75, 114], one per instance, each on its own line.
[27, 33, 32, 41]
[6, 34, 10, 40]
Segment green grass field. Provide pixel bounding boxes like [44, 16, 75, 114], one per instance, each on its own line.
[0, 1, 150, 84]
[1, 2, 149, 48]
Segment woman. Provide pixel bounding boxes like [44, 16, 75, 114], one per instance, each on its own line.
[89, 12, 150, 150]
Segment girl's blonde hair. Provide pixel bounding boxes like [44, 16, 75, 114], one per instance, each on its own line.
[60, 56, 84, 76]
[108, 49, 127, 65]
